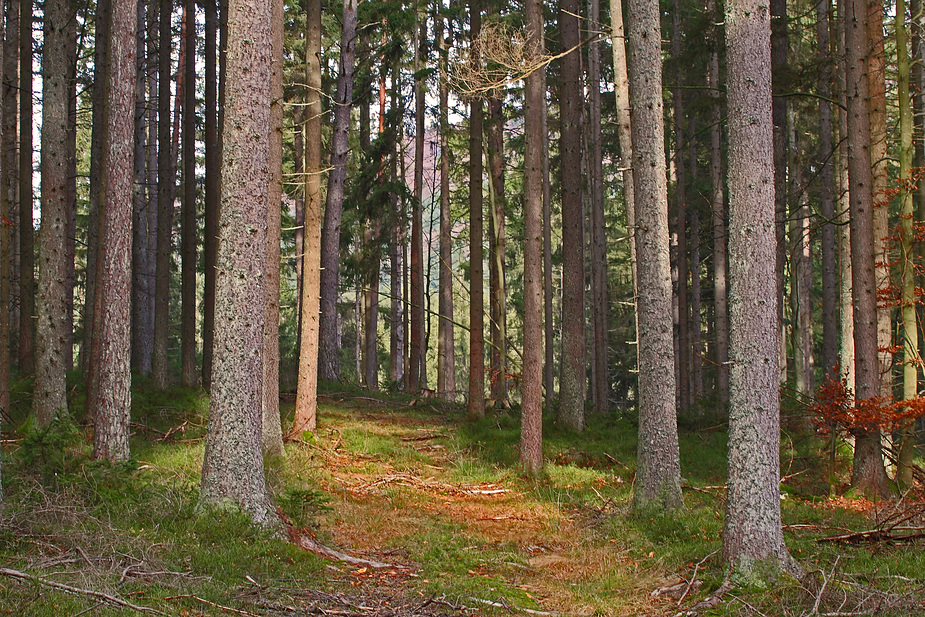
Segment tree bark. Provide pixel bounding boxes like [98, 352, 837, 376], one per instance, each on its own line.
[0, 0, 7, 432]
[3, 0, 18, 370]
[436, 13, 456, 401]
[627, 0, 682, 512]
[180, 1, 197, 387]
[588, 0, 608, 416]
[318, 0, 358, 383]
[131, 0, 152, 375]
[558, 0, 585, 432]
[89, 0, 137, 462]
[293, 0, 322, 435]
[467, 0, 485, 419]
[844, 0, 891, 499]
[867, 0, 891, 402]
[836, 0, 853, 392]
[688, 132, 703, 403]
[818, 0, 837, 382]
[33, 0, 73, 426]
[896, 0, 916, 489]
[152, 0, 174, 389]
[520, 0, 545, 477]
[707, 0, 728, 406]
[487, 96, 507, 407]
[771, 0, 788, 387]
[262, 0, 284, 454]
[410, 11, 426, 392]
[199, 0, 273, 523]
[723, 0, 801, 580]
[542, 74, 554, 408]
[18, 0, 34, 375]
[202, 0, 219, 389]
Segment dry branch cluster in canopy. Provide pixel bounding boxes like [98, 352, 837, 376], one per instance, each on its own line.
[449, 21, 550, 96]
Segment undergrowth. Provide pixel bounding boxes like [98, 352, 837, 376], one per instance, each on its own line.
[0, 375, 922, 616]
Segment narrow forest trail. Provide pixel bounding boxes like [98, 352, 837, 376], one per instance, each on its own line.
[294, 397, 676, 617]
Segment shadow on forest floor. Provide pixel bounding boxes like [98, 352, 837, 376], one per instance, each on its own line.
[1, 378, 924, 616]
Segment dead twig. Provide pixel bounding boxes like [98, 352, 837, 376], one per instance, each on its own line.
[288, 527, 408, 570]
[0, 567, 166, 615]
[165, 594, 261, 617]
[467, 595, 584, 616]
[678, 548, 719, 605]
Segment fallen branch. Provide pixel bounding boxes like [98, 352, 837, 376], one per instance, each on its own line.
[816, 528, 925, 544]
[287, 527, 407, 570]
[0, 567, 166, 615]
[165, 594, 260, 617]
[467, 595, 583, 616]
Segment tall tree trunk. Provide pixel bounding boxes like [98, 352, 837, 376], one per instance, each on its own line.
[688, 133, 703, 402]
[467, 0, 485, 419]
[771, 0, 788, 386]
[845, 0, 891, 499]
[145, 0, 158, 377]
[542, 73, 554, 407]
[558, 0, 585, 432]
[202, 0, 219, 388]
[152, 0, 174, 388]
[18, 0, 34, 375]
[89, 0, 137, 462]
[588, 0, 608, 416]
[836, 0, 853, 392]
[671, 0, 689, 412]
[33, 0, 73, 425]
[131, 0, 152, 374]
[293, 0, 322, 435]
[262, 0, 283, 454]
[436, 13, 455, 401]
[65, 18, 76, 373]
[520, 0, 545, 476]
[487, 96, 507, 406]
[200, 0, 273, 523]
[4, 0, 18, 368]
[818, 0, 837, 382]
[0, 0, 7, 428]
[867, 0, 891, 402]
[789, 128, 813, 395]
[723, 0, 801, 580]
[180, 2, 197, 387]
[708, 0, 728, 406]
[896, 0, 916, 489]
[390, 88, 404, 386]
[318, 0, 358, 382]
[627, 0, 682, 512]
[410, 11, 426, 392]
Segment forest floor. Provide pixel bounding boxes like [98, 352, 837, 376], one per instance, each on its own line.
[2, 379, 925, 616]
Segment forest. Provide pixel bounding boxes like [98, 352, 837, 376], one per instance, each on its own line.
[1, 0, 925, 613]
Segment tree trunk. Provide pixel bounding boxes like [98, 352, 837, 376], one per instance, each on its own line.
[588, 0, 607, 416]
[867, 0, 891, 402]
[836, 0, 853, 392]
[318, 0, 358, 383]
[688, 132, 703, 403]
[3, 0, 18, 369]
[262, 0, 284, 454]
[18, 0, 34, 375]
[771, 0, 788, 387]
[181, 1, 197, 387]
[896, 0, 916, 489]
[131, 0, 152, 375]
[467, 0, 485, 419]
[627, 0, 682, 512]
[199, 0, 273, 523]
[152, 0, 174, 389]
[487, 96, 507, 406]
[293, 0, 322, 435]
[33, 0, 73, 426]
[89, 0, 137, 462]
[671, 0, 690, 413]
[818, 0, 837, 382]
[436, 13, 455, 401]
[844, 0, 891, 499]
[723, 0, 801, 580]
[520, 0, 545, 476]
[788, 129, 813, 396]
[542, 73, 554, 408]
[202, 0, 219, 388]
[19, 0, 35, 375]
[558, 0, 585, 432]
[707, 0, 728, 407]
[0, 0, 7, 432]
[410, 12, 426, 392]
[145, 0, 158, 378]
